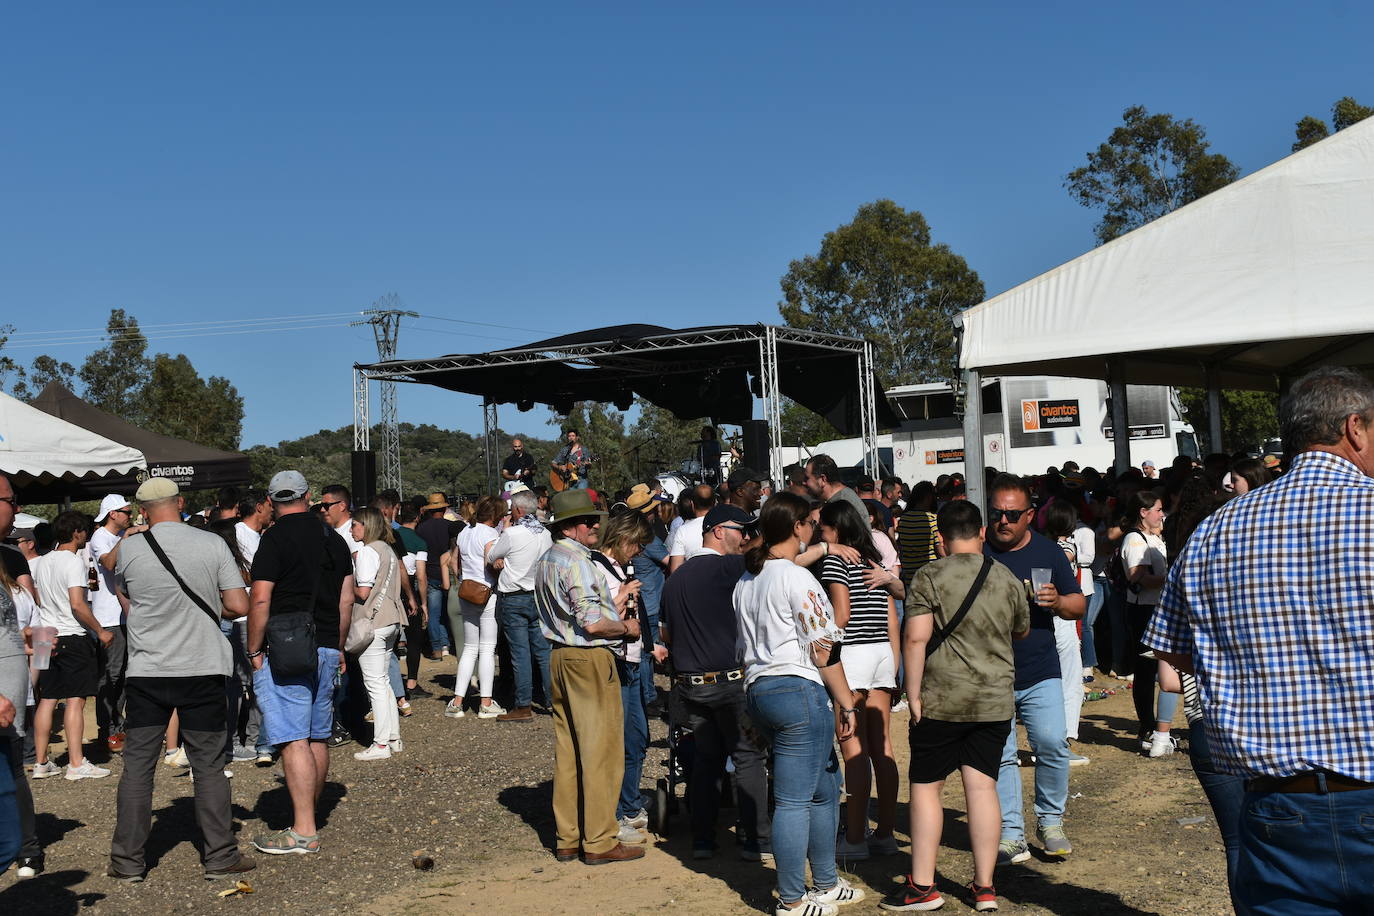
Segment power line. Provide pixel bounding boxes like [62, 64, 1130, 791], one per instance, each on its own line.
[413, 313, 525, 332]
[5, 311, 359, 339]
[3, 318, 357, 350]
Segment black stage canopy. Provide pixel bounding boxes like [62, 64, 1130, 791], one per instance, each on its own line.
[355, 323, 897, 434]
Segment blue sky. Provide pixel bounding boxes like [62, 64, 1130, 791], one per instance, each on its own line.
[3, 2, 1369, 447]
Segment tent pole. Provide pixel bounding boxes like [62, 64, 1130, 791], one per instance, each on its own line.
[859, 341, 879, 480]
[962, 369, 985, 511]
[1205, 367, 1223, 454]
[1108, 357, 1131, 473]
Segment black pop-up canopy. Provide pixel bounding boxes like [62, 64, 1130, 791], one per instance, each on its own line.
[25, 382, 251, 500]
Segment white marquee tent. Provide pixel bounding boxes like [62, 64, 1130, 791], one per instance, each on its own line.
[956, 116, 1374, 504]
[0, 389, 145, 492]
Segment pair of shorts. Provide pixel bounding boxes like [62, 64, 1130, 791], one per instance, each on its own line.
[907, 717, 1012, 784]
[253, 647, 340, 745]
[37, 634, 98, 700]
[842, 641, 897, 692]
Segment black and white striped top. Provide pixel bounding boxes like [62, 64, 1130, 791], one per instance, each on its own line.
[819, 555, 892, 645]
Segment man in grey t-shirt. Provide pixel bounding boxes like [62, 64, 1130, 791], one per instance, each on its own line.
[105, 477, 254, 883]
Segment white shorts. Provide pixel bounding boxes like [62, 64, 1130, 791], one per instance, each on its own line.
[842, 641, 897, 692]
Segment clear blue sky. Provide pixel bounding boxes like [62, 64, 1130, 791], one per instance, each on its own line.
[3, 2, 1369, 447]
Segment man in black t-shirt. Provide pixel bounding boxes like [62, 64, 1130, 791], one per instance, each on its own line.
[659, 504, 770, 860]
[415, 493, 462, 659]
[246, 470, 353, 856]
[501, 438, 536, 489]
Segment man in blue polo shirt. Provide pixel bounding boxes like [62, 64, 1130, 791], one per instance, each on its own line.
[983, 474, 1084, 863]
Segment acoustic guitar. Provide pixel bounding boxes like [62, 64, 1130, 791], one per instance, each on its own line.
[550, 456, 597, 492]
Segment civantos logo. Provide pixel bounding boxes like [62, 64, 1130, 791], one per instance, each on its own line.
[150, 465, 195, 477]
[1020, 399, 1080, 433]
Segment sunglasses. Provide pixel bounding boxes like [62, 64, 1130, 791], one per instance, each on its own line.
[988, 507, 1031, 523]
[319, 500, 343, 510]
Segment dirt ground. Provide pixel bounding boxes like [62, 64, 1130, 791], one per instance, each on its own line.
[0, 663, 1232, 915]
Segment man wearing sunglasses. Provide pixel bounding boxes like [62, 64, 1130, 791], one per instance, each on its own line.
[983, 474, 1085, 865]
[90, 495, 135, 754]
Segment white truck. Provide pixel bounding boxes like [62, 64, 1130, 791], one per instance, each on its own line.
[883, 376, 1198, 482]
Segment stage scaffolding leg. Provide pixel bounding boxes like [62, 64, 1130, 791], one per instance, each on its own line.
[758, 327, 783, 487]
[1109, 357, 1132, 474]
[962, 369, 985, 510]
[858, 342, 879, 480]
[483, 398, 498, 495]
[1205, 366, 1224, 454]
[353, 369, 371, 452]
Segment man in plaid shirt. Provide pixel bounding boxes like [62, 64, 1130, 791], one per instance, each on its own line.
[1147, 366, 1374, 914]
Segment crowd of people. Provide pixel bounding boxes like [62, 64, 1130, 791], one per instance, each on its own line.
[2, 370, 1371, 914]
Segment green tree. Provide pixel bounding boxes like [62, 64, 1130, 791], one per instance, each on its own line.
[142, 353, 245, 450]
[779, 397, 841, 449]
[1178, 388, 1279, 455]
[1065, 105, 1239, 245]
[1292, 96, 1373, 151]
[779, 199, 984, 391]
[0, 325, 21, 394]
[626, 400, 712, 481]
[79, 308, 152, 418]
[11, 354, 78, 401]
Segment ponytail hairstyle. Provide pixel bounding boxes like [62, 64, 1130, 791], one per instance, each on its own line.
[744, 490, 811, 575]
[1118, 489, 1161, 533]
[817, 500, 881, 565]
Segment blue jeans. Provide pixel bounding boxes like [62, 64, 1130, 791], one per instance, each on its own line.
[497, 592, 551, 709]
[1234, 783, 1374, 915]
[746, 676, 841, 904]
[0, 737, 20, 873]
[617, 656, 656, 820]
[1080, 586, 1104, 669]
[997, 677, 1070, 842]
[426, 585, 449, 653]
[1187, 716, 1244, 905]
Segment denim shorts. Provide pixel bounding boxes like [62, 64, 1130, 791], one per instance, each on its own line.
[253, 647, 340, 745]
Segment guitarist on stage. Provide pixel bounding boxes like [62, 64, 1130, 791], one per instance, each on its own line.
[551, 428, 595, 490]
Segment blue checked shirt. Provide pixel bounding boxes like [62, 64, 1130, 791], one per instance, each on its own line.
[535, 536, 621, 648]
[1146, 451, 1374, 781]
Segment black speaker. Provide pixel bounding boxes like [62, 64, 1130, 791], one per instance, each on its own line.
[741, 420, 770, 474]
[351, 450, 377, 506]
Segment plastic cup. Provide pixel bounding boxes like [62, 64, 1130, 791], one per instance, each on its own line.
[1030, 568, 1053, 603]
[31, 626, 58, 670]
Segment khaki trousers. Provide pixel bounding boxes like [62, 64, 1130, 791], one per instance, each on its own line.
[550, 646, 624, 854]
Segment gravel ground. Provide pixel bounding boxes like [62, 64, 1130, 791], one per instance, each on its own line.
[0, 663, 1233, 915]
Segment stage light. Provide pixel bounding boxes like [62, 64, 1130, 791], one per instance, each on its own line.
[613, 390, 634, 411]
[517, 398, 534, 412]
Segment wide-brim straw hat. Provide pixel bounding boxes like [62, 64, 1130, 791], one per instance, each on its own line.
[547, 489, 607, 525]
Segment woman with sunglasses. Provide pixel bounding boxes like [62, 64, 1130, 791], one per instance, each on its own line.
[817, 500, 901, 862]
[734, 492, 864, 915]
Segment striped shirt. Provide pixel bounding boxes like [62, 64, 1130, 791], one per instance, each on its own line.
[1146, 450, 1374, 782]
[535, 537, 621, 649]
[818, 555, 892, 645]
[897, 510, 938, 583]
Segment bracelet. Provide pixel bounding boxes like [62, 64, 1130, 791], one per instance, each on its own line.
[821, 541, 830, 556]
[246, 650, 264, 659]
[839, 707, 856, 718]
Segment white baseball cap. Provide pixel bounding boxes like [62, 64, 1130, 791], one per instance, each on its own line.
[96, 493, 133, 523]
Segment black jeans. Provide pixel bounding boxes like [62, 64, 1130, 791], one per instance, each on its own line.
[1126, 602, 1157, 732]
[679, 679, 770, 848]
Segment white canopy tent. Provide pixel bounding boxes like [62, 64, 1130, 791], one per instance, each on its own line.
[956, 116, 1374, 506]
[0, 390, 146, 493]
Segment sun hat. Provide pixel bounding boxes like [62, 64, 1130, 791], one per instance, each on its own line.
[547, 489, 607, 525]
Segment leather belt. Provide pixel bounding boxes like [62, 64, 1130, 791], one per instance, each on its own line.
[675, 668, 744, 686]
[1245, 771, 1374, 794]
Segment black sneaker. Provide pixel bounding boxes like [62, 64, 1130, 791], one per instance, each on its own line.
[879, 876, 944, 911]
[16, 854, 45, 878]
[326, 724, 352, 749]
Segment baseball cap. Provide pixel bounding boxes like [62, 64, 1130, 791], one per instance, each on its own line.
[135, 478, 180, 502]
[268, 470, 309, 502]
[726, 467, 764, 491]
[704, 504, 755, 532]
[1142, 459, 1157, 469]
[95, 493, 133, 523]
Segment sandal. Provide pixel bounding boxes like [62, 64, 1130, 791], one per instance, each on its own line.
[253, 828, 320, 855]
[398, 699, 413, 717]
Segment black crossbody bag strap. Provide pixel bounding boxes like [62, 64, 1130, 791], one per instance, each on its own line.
[142, 528, 222, 628]
[925, 556, 993, 657]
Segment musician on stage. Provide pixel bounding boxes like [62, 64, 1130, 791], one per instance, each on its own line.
[502, 438, 537, 488]
[551, 428, 594, 490]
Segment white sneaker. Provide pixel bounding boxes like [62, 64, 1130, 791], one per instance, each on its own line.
[16, 864, 37, 879]
[1148, 732, 1178, 758]
[835, 836, 870, 860]
[617, 822, 648, 845]
[354, 743, 392, 761]
[477, 700, 507, 719]
[31, 761, 60, 779]
[165, 746, 190, 768]
[1068, 752, 1091, 766]
[812, 876, 865, 905]
[890, 698, 908, 714]
[625, 808, 649, 829]
[388, 738, 404, 754]
[776, 893, 839, 916]
[1140, 731, 1155, 751]
[65, 761, 111, 780]
[444, 699, 465, 718]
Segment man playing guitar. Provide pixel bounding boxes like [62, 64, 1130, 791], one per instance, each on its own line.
[550, 428, 594, 491]
[502, 437, 537, 492]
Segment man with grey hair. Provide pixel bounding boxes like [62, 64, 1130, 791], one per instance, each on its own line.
[1147, 366, 1374, 914]
[489, 489, 553, 722]
[106, 477, 254, 882]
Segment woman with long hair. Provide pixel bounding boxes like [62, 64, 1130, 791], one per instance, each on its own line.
[1117, 490, 1176, 757]
[448, 495, 507, 719]
[1228, 458, 1271, 496]
[818, 500, 900, 862]
[349, 507, 408, 760]
[734, 492, 864, 914]
[591, 511, 653, 844]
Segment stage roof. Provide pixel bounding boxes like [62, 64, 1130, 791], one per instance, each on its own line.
[357, 323, 898, 434]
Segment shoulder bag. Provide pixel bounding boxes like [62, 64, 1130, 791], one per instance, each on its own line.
[265, 526, 328, 677]
[925, 556, 994, 657]
[346, 544, 398, 654]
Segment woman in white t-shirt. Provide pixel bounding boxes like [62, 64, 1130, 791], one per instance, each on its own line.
[448, 496, 507, 720]
[733, 492, 863, 914]
[1118, 490, 1177, 757]
[349, 509, 408, 761]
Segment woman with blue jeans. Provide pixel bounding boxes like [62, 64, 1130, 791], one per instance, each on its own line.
[733, 492, 864, 916]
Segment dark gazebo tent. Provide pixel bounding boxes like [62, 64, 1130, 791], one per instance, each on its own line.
[26, 381, 251, 501]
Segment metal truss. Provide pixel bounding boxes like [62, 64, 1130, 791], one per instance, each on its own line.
[858, 340, 879, 479]
[352, 296, 419, 495]
[353, 367, 370, 451]
[758, 326, 784, 485]
[482, 398, 499, 493]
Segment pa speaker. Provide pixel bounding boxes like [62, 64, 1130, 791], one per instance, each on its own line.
[351, 450, 377, 506]
[741, 420, 770, 475]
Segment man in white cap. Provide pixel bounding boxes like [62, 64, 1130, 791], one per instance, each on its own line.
[105, 477, 254, 882]
[1142, 460, 1158, 479]
[90, 494, 134, 753]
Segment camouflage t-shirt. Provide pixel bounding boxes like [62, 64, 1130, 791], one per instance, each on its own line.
[905, 553, 1030, 722]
